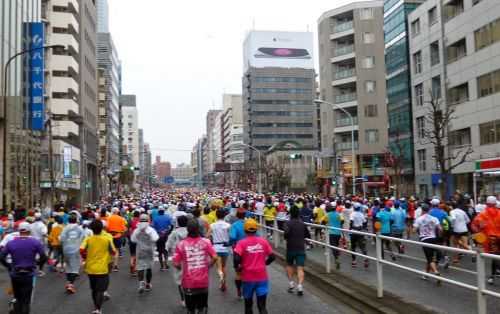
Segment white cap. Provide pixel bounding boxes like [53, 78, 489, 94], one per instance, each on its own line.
[18, 222, 31, 232]
[486, 196, 497, 205]
[431, 198, 440, 206]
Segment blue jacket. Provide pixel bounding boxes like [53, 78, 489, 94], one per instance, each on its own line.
[229, 219, 246, 245]
[153, 214, 172, 235]
[391, 208, 406, 232]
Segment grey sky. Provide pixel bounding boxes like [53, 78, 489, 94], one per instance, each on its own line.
[108, 0, 366, 166]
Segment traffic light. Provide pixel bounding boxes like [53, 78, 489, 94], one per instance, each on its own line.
[289, 153, 303, 160]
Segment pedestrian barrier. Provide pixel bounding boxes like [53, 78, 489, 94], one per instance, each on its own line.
[252, 213, 500, 314]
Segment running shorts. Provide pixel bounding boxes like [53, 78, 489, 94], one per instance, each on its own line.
[242, 280, 269, 299]
[286, 251, 306, 267]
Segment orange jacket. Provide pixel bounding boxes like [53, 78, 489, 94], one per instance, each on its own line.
[106, 214, 127, 238]
[472, 206, 500, 253]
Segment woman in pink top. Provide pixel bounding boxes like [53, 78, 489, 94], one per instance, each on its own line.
[173, 219, 216, 314]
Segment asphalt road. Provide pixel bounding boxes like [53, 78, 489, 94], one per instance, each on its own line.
[0, 254, 353, 314]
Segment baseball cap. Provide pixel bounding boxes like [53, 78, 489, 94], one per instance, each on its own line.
[139, 214, 149, 222]
[431, 198, 440, 206]
[244, 218, 258, 232]
[18, 222, 31, 232]
[486, 196, 497, 205]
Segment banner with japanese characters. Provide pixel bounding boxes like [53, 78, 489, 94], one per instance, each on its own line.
[27, 22, 45, 131]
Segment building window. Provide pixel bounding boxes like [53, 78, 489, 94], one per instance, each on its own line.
[432, 76, 441, 100]
[413, 51, 422, 74]
[447, 38, 467, 64]
[365, 81, 376, 93]
[474, 17, 500, 51]
[430, 41, 440, 66]
[415, 83, 424, 106]
[360, 8, 374, 20]
[128, 122, 133, 128]
[363, 32, 375, 44]
[428, 6, 438, 25]
[449, 128, 471, 147]
[444, 0, 464, 22]
[477, 68, 500, 98]
[365, 129, 379, 143]
[447, 83, 469, 104]
[417, 149, 427, 171]
[411, 19, 421, 37]
[362, 56, 375, 69]
[479, 120, 500, 145]
[364, 104, 378, 117]
[416, 117, 425, 139]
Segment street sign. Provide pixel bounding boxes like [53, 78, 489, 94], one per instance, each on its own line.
[163, 176, 175, 184]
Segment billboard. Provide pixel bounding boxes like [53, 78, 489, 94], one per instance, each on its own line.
[243, 31, 314, 71]
[25, 22, 45, 131]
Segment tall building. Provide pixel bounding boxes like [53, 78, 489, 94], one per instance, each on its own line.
[222, 94, 244, 164]
[318, 1, 388, 195]
[409, 0, 500, 198]
[384, 0, 425, 195]
[138, 128, 144, 177]
[171, 164, 194, 181]
[242, 31, 318, 154]
[205, 109, 222, 180]
[143, 143, 152, 186]
[119, 95, 139, 167]
[95, 0, 108, 33]
[154, 155, 171, 182]
[1, 0, 42, 208]
[78, 0, 98, 204]
[96, 33, 121, 178]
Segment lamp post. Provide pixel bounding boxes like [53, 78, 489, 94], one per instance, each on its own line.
[238, 143, 262, 194]
[2, 44, 64, 210]
[314, 99, 356, 196]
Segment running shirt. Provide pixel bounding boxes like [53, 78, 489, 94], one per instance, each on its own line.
[210, 220, 231, 254]
[376, 210, 392, 234]
[350, 211, 366, 230]
[234, 235, 273, 282]
[173, 237, 216, 289]
[450, 208, 470, 233]
[313, 206, 326, 224]
[414, 214, 441, 241]
[263, 205, 276, 222]
[327, 211, 343, 235]
[80, 233, 116, 275]
[391, 208, 407, 233]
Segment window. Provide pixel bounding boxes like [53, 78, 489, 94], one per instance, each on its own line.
[430, 41, 440, 66]
[416, 117, 425, 139]
[474, 17, 500, 50]
[417, 149, 427, 171]
[362, 56, 375, 68]
[360, 8, 374, 20]
[444, 0, 464, 22]
[128, 122, 133, 128]
[432, 76, 441, 99]
[447, 38, 467, 63]
[365, 129, 379, 143]
[428, 7, 438, 25]
[447, 83, 469, 104]
[479, 121, 498, 145]
[477, 68, 500, 98]
[411, 19, 421, 37]
[364, 104, 378, 117]
[365, 81, 376, 93]
[413, 51, 422, 74]
[363, 32, 375, 44]
[449, 128, 471, 146]
[415, 83, 424, 106]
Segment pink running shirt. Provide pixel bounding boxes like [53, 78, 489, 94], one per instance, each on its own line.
[173, 237, 216, 289]
[234, 235, 273, 282]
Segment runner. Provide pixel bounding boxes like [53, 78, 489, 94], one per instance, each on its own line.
[207, 209, 231, 292]
[127, 210, 141, 276]
[166, 215, 189, 307]
[229, 207, 247, 298]
[376, 201, 393, 260]
[0, 222, 47, 314]
[449, 201, 471, 264]
[326, 203, 343, 269]
[59, 214, 86, 294]
[152, 208, 173, 271]
[173, 219, 217, 314]
[390, 200, 407, 258]
[106, 208, 127, 271]
[283, 205, 310, 295]
[350, 203, 369, 268]
[47, 215, 64, 272]
[131, 214, 159, 293]
[234, 218, 275, 314]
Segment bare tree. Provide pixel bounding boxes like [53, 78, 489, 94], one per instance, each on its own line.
[385, 129, 406, 198]
[421, 90, 473, 198]
[266, 156, 291, 192]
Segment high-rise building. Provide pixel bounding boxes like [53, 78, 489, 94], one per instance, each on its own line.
[143, 143, 152, 186]
[138, 128, 144, 177]
[409, 0, 500, 198]
[119, 95, 139, 167]
[384, 0, 425, 195]
[318, 1, 388, 195]
[222, 94, 244, 164]
[1, 0, 42, 208]
[95, 0, 109, 33]
[206, 109, 222, 180]
[96, 33, 121, 177]
[154, 155, 171, 182]
[242, 31, 318, 154]
[78, 0, 99, 204]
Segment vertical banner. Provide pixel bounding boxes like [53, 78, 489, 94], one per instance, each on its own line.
[63, 146, 72, 178]
[28, 22, 45, 131]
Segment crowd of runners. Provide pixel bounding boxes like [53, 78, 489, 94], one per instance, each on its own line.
[0, 189, 499, 314]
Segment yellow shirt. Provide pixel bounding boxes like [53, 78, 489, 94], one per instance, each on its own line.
[314, 207, 326, 224]
[48, 224, 63, 247]
[207, 210, 217, 225]
[80, 233, 116, 275]
[263, 206, 277, 222]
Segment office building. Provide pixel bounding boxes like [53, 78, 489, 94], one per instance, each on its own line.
[172, 164, 194, 181]
[384, 0, 425, 195]
[95, 0, 108, 33]
[143, 143, 152, 186]
[409, 0, 500, 197]
[120, 95, 139, 167]
[154, 155, 171, 182]
[318, 1, 388, 195]
[206, 109, 222, 180]
[1, 0, 42, 208]
[222, 94, 244, 164]
[242, 31, 318, 154]
[138, 128, 144, 177]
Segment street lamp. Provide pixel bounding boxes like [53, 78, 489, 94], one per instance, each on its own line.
[314, 99, 356, 196]
[237, 143, 263, 195]
[2, 44, 65, 210]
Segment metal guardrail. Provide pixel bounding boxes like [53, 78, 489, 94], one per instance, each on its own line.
[251, 213, 500, 314]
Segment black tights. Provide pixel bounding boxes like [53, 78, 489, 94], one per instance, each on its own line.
[244, 295, 268, 314]
[66, 273, 78, 284]
[11, 275, 33, 314]
[88, 274, 109, 310]
[138, 269, 152, 283]
[185, 291, 208, 314]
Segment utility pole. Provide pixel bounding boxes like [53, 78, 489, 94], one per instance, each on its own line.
[48, 119, 56, 208]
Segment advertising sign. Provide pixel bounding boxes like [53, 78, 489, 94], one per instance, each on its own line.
[243, 31, 314, 71]
[63, 146, 72, 178]
[26, 22, 45, 131]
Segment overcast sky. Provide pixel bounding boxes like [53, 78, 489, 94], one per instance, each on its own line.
[108, 0, 366, 166]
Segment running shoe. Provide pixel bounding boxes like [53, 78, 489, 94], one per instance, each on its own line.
[297, 284, 304, 296]
[181, 300, 186, 307]
[219, 279, 227, 292]
[112, 265, 119, 272]
[38, 270, 46, 277]
[66, 284, 76, 294]
[103, 291, 111, 301]
[287, 282, 295, 293]
[145, 283, 152, 292]
[91, 309, 101, 314]
[138, 281, 145, 294]
[487, 277, 494, 285]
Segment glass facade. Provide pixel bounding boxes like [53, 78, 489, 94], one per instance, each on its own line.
[384, 0, 421, 171]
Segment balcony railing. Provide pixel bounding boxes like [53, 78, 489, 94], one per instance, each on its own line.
[334, 68, 355, 80]
[333, 45, 354, 57]
[333, 21, 353, 33]
[335, 116, 358, 127]
[334, 93, 356, 104]
[336, 141, 359, 151]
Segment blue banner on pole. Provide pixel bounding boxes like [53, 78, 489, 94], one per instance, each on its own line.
[28, 22, 45, 131]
